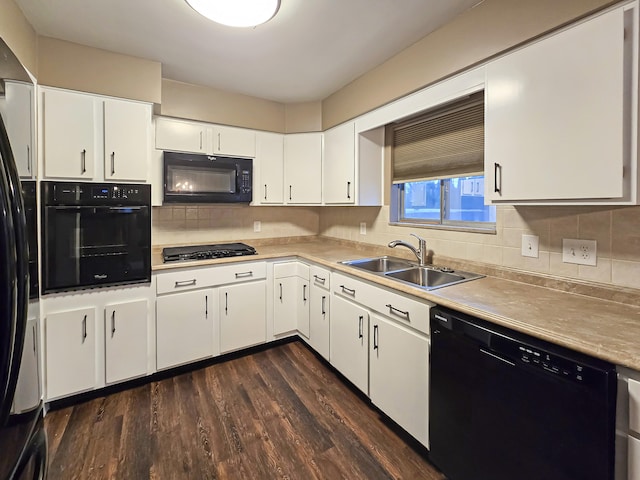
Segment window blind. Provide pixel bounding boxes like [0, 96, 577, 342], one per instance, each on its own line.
[392, 93, 484, 183]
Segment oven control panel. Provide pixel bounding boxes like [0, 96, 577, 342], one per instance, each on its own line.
[91, 185, 144, 200]
[45, 181, 151, 206]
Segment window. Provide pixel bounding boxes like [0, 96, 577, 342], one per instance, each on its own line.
[390, 92, 496, 231]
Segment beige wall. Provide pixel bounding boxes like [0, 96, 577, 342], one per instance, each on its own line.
[161, 78, 286, 132]
[285, 102, 322, 133]
[37, 37, 161, 103]
[322, 0, 618, 129]
[152, 205, 319, 246]
[0, 0, 37, 75]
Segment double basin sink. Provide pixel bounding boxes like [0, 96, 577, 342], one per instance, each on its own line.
[340, 256, 484, 291]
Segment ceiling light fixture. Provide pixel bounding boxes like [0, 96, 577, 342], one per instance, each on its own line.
[185, 0, 281, 28]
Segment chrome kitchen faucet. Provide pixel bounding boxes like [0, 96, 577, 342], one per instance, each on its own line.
[388, 233, 428, 266]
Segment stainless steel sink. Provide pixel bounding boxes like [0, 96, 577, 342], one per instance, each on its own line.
[385, 266, 483, 290]
[340, 256, 484, 290]
[340, 256, 415, 273]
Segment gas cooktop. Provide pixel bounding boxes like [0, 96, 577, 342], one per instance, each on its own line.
[162, 243, 257, 263]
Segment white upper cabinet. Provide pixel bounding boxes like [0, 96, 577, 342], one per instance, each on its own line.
[284, 132, 322, 204]
[155, 117, 209, 154]
[254, 131, 284, 204]
[42, 88, 96, 179]
[485, 5, 633, 204]
[2, 81, 34, 178]
[103, 98, 151, 182]
[323, 121, 355, 204]
[212, 124, 256, 158]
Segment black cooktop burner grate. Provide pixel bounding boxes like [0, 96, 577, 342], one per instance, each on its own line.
[162, 243, 257, 263]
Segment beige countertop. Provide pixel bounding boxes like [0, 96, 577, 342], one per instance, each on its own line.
[153, 237, 640, 371]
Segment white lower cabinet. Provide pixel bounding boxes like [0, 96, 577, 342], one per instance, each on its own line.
[45, 307, 96, 400]
[156, 289, 214, 370]
[330, 295, 369, 394]
[370, 313, 429, 447]
[219, 281, 266, 353]
[273, 276, 299, 335]
[104, 299, 148, 384]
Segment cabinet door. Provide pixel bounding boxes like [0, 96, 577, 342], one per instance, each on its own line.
[630, 435, 640, 480]
[45, 308, 96, 400]
[156, 289, 214, 370]
[3, 82, 34, 178]
[273, 276, 298, 335]
[323, 122, 355, 204]
[297, 279, 310, 338]
[309, 283, 330, 360]
[105, 299, 148, 384]
[330, 295, 368, 393]
[104, 99, 150, 182]
[284, 133, 322, 204]
[255, 131, 284, 204]
[370, 314, 429, 447]
[155, 117, 209, 154]
[213, 125, 256, 158]
[220, 281, 266, 353]
[485, 8, 625, 202]
[12, 317, 39, 413]
[43, 88, 96, 179]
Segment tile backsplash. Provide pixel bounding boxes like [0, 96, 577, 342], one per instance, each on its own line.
[153, 203, 640, 290]
[318, 204, 640, 290]
[152, 205, 320, 246]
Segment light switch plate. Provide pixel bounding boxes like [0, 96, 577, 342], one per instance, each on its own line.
[360, 222, 367, 235]
[562, 238, 597, 266]
[253, 221, 261, 233]
[521, 234, 539, 258]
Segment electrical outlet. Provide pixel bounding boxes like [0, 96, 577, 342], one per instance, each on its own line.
[521, 234, 539, 258]
[360, 222, 367, 235]
[562, 239, 597, 266]
[253, 221, 261, 233]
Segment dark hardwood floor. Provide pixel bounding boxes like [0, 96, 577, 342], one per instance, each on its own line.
[44, 341, 445, 479]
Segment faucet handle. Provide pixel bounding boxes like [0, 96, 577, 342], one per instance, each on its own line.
[410, 233, 426, 244]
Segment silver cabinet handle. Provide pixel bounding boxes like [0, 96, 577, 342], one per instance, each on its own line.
[279, 283, 283, 301]
[373, 324, 378, 350]
[264, 184, 268, 201]
[358, 315, 363, 339]
[494, 162, 502, 194]
[385, 303, 409, 319]
[110, 152, 115, 176]
[26, 145, 31, 173]
[340, 285, 355, 296]
[225, 292, 228, 314]
[82, 315, 87, 343]
[175, 279, 197, 287]
[218, 132, 221, 151]
[289, 185, 292, 201]
[81, 149, 87, 174]
[321, 296, 326, 315]
[32, 324, 36, 354]
[205, 295, 208, 319]
[235, 271, 253, 279]
[199, 131, 203, 150]
[302, 284, 307, 302]
[347, 181, 351, 200]
[313, 275, 326, 284]
[111, 310, 116, 337]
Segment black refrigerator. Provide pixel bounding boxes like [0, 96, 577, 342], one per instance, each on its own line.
[0, 96, 47, 477]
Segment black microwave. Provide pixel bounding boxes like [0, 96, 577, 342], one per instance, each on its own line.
[163, 151, 253, 203]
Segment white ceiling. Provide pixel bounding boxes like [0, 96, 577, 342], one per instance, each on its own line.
[15, 0, 481, 103]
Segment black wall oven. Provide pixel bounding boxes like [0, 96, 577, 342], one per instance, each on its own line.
[20, 181, 37, 299]
[41, 181, 151, 294]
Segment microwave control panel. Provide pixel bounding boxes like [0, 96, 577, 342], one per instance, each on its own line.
[240, 169, 252, 193]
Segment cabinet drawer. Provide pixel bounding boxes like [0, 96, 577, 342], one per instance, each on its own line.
[211, 261, 266, 285]
[274, 261, 309, 279]
[310, 265, 330, 291]
[156, 267, 214, 295]
[333, 271, 431, 335]
[630, 378, 640, 433]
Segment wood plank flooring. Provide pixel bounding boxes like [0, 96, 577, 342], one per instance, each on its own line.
[44, 341, 445, 480]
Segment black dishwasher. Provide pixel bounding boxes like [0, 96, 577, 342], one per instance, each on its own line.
[429, 306, 617, 480]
